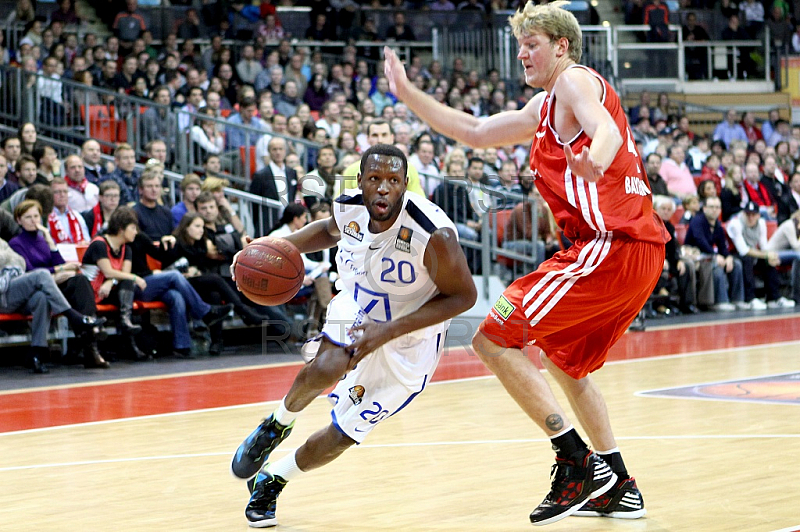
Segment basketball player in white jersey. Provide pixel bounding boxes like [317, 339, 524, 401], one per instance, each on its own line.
[230, 144, 477, 528]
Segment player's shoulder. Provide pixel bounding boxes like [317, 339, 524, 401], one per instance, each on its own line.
[556, 65, 607, 98]
[403, 193, 456, 235]
[334, 189, 365, 206]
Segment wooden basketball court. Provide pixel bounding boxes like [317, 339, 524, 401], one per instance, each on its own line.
[1, 315, 799, 531]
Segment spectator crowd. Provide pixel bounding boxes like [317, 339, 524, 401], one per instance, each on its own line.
[1, 0, 799, 374]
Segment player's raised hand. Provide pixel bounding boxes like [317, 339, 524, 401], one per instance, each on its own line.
[564, 145, 603, 182]
[383, 46, 408, 97]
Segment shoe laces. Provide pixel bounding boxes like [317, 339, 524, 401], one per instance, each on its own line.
[250, 475, 286, 510]
[247, 419, 278, 456]
[548, 459, 574, 492]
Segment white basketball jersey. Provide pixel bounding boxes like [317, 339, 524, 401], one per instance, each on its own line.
[333, 189, 457, 325]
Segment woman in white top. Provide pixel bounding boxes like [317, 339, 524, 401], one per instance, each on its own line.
[190, 107, 224, 164]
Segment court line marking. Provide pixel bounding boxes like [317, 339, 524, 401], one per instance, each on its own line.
[641, 313, 800, 332]
[769, 527, 800, 532]
[2, 340, 799, 437]
[0, 358, 306, 395]
[3, 313, 796, 396]
[2, 433, 800, 473]
[635, 370, 800, 406]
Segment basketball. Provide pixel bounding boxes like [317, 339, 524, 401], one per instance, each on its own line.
[235, 237, 304, 306]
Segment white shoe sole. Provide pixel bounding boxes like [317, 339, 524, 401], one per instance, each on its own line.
[574, 507, 647, 519]
[248, 517, 278, 528]
[531, 472, 618, 526]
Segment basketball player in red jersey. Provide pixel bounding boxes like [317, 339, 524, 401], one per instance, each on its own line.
[385, 1, 668, 526]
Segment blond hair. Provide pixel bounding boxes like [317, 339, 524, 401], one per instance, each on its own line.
[509, 1, 582, 63]
[202, 176, 230, 193]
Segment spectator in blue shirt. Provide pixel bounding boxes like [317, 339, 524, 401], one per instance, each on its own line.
[712, 109, 748, 149]
[225, 97, 265, 150]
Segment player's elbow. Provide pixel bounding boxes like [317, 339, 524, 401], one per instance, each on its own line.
[455, 283, 478, 314]
[606, 121, 623, 152]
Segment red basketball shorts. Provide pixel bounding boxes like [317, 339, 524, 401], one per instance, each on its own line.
[479, 234, 664, 379]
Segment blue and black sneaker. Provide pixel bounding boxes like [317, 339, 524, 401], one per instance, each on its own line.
[231, 415, 294, 480]
[245, 471, 287, 528]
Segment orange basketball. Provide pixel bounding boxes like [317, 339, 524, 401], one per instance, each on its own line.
[234, 237, 304, 306]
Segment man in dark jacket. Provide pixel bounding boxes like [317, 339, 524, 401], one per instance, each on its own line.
[249, 137, 297, 235]
[684, 196, 745, 311]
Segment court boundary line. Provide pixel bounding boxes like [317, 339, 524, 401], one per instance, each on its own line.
[0, 340, 800, 437]
[638, 313, 799, 332]
[0, 358, 306, 396]
[2, 433, 800, 473]
[2, 314, 797, 396]
[2, 340, 798, 437]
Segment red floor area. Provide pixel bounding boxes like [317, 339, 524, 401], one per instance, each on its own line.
[1, 316, 798, 434]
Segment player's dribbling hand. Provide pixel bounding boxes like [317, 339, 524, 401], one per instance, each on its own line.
[383, 46, 407, 97]
[345, 322, 395, 368]
[564, 145, 603, 182]
[229, 236, 254, 284]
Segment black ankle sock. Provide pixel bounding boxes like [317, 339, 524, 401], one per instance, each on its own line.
[63, 309, 86, 329]
[550, 428, 588, 459]
[598, 451, 629, 480]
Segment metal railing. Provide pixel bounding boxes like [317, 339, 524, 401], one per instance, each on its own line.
[613, 25, 771, 85]
[0, 65, 320, 186]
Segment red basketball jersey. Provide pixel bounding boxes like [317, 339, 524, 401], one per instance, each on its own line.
[530, 65, 669, 245]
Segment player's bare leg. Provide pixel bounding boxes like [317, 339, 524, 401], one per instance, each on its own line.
[296, 423, 356, 471]
[472, 331, 570, 434]
[231, 338, 351, 481]
[283, 340, 352, 412]
[538, 352, 616, 450]
[472, 331, 617, 525]
[538, 352, 647, 519]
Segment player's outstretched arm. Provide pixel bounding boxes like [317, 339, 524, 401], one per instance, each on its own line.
[281, 216, 340, 254]
[384, 46, 540, 149]
[347, 227, 477, 363]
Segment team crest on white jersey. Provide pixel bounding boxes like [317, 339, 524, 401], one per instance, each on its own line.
[395, 226, 413, 253]
[343, 221, 364, 241]
[349, 385, 365, 405]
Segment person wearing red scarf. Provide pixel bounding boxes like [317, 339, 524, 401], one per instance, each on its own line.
[81, 180, 120, 238]
[64, 155, 99, 213]
[743, 161, 776, 219]
[49, 178, 91, 244]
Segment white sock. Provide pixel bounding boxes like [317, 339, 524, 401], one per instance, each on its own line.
[266, 450, 304, 481]
[273, 398, 298, 426]
[548, 424, 575, 440]
[597, 447, 619, 456]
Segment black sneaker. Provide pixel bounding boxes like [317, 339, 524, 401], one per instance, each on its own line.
[231, 415, 294, 480]
[203, 304, 234, 327]
[245, 471, 287, 528]
[574, 476, 646, 519]
[529, 451, 617, 526]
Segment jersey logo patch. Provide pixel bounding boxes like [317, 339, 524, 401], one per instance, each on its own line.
[493, 295, 516, 321]
[349, 385, 365, 405]
[395, 226, 413, 253]
[343, 221, 364, 241]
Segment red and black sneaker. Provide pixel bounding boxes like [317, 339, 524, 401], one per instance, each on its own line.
[529, 451, 617, 526]
[574, 476, 646, 519]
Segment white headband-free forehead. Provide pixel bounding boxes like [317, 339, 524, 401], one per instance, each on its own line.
[365, 153, 405, 173]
